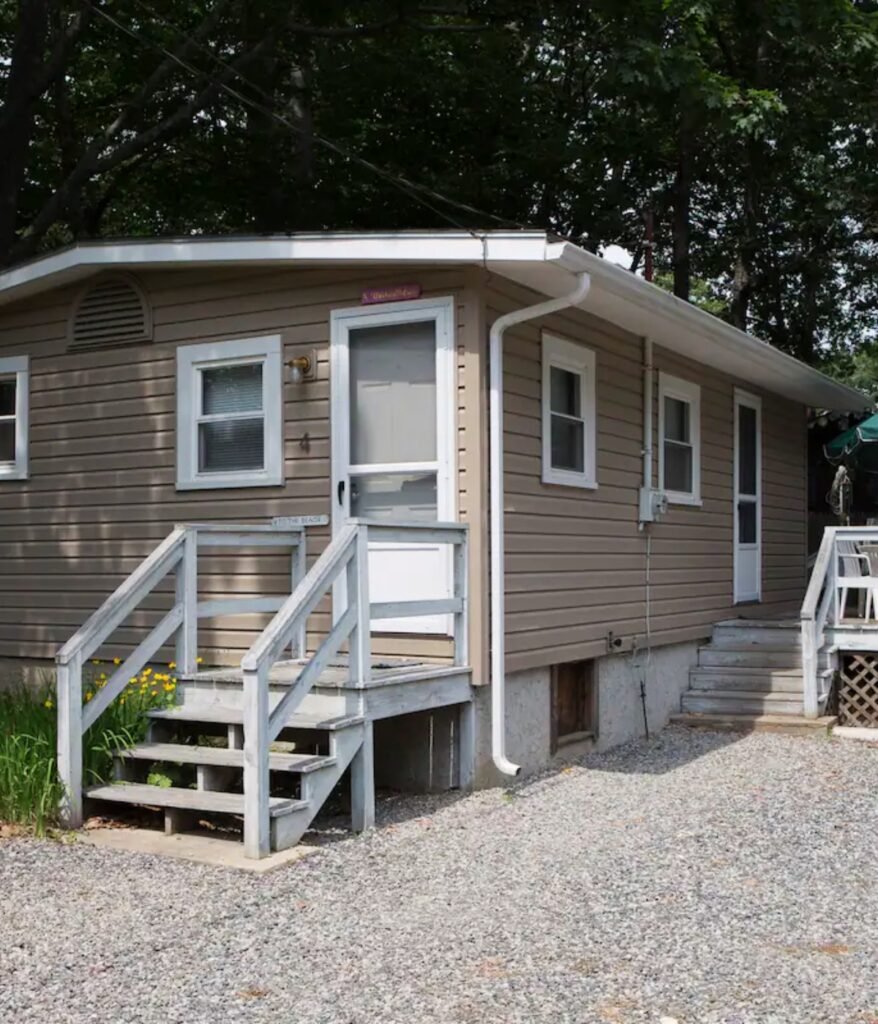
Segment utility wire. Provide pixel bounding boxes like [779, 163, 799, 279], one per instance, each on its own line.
[86, 0, 535, 239]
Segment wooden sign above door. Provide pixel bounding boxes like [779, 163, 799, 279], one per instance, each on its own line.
[361, 284, 422, 305]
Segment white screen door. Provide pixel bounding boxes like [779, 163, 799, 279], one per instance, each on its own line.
[330, 297, 455, 634]
[734, 390, 762, 603]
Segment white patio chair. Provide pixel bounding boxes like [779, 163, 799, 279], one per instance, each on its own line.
[836, 539, 878, 622]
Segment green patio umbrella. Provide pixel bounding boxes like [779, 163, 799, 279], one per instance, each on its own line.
[825, 412, 878, 470]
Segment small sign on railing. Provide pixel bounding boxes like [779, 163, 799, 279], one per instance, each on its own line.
[271, 515, 329, 529]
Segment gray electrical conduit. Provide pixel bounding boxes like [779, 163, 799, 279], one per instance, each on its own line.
[490, 271, 592, 776]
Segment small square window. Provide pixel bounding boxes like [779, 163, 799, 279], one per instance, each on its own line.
[542, 333, 596, 489]
[177, 336, 283, 490]
[0, 356, 28, 481]
[552, 660, 596, 751]
[658, 373, 701, 505]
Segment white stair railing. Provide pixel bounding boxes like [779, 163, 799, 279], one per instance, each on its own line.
[801, 524, 878, 718]
[240, 518, 469, 858]
[55, 523, 306, 826]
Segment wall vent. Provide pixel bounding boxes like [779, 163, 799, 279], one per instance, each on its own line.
[68, 274, 153, 351]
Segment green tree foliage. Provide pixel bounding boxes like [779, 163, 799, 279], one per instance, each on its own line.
[1, 1, 877, 374]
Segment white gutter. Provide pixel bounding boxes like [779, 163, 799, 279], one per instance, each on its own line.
[489, 271, 592, 776]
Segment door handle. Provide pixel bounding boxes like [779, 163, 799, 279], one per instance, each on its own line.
[337, 479, 345, 505]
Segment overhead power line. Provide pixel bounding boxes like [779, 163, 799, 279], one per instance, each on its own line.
[86, 0, 536, 238]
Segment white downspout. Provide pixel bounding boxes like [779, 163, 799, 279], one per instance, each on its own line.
[489, 272, 592, 776]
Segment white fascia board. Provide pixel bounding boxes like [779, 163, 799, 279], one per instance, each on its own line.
[0, 232, 554, 307]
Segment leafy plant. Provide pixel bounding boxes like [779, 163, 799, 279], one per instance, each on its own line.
[0, 658, 181, 834]
[146, 771, 173, 789]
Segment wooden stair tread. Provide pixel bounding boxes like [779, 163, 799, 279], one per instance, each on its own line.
[684, 687, 804, 700]
[671, 712, 836, 735]
[116, 742, 335, 773]
[85, 783, 308, 818]
[147, 705, 364, 731]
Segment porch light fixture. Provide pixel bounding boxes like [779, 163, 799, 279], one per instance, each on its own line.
[287, 354, 312, 384]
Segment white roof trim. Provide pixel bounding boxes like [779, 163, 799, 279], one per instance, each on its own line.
[0, 231, 867, 411]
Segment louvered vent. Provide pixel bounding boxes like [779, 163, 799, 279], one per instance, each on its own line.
[69, 274, 152, 351]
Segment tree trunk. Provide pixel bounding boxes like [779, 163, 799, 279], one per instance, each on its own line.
[0, 0, 51, 263]
[672, 107, 694, 301]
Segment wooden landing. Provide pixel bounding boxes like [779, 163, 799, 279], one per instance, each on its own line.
[191, 656, 464, 690]
[182, 656, 473, 722]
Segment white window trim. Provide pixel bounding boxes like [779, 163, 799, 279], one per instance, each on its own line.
[0, 355, 29, 481]
[541, 332, 597, 489]
[176, 335, 283, 490]
[658, 371, 702, 506]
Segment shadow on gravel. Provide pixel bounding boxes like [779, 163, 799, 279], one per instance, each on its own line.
[578, 727, 745, 776]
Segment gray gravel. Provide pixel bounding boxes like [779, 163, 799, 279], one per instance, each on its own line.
[1, 727, 876, 1024]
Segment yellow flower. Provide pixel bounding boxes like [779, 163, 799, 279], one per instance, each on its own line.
[113, 657, 122, 666]
[168, 661, 176, 670]
[99, 672, 107, 680]
[91, 659, 101, 665]
[129, 677, 137, 685]
[85, 691, 93, 702]
[171, 677, 177, 684]
[119, 697, 126, 706]
[44, 698, 54, 710]
[163, 682, 175, 692]
[143, 667, 152, 676]
[150, 689, 158, 696]
[195, 657, 203, 665]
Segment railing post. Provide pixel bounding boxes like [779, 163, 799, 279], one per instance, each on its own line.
[347, 526, 371, 687]
[292, 530, 307, 660]
[242, 663, 270, 858]
[453, 532, 468, 667]
[175, 529, 198, 675]
[801, 618, 819, 719]
[56, 654, 83, 827]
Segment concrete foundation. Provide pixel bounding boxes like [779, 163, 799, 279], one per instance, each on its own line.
[467, 639, 701, 788]
[595, 639, 699, 751]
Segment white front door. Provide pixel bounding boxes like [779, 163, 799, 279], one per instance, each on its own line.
[734, 389, 762, 603]
[330, 296, 456, 634]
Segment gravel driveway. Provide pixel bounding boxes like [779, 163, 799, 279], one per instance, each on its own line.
[1, 727, 876, 1024]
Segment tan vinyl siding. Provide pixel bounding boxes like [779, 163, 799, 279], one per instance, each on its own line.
[0, 265, 483, 668]
[487, 278, 807, 675]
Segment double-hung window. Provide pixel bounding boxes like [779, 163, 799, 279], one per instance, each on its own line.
[0, 355, 29, 481]
[658, 372, 701, 505]
[541, 332, 597, 489]
[176, 335, 283, 490]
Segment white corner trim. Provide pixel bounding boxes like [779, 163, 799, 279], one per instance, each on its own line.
[658, 370, 701, 506]
[541, 331, 597, 489]
[0, 354, 29, 481]
[176, 334, 284, 491]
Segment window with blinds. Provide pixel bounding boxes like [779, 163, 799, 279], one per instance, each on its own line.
[0, 355, 28, 481]
[176, 336, 283, 490]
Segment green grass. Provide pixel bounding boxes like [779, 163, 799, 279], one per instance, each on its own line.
[0, 664, 177, 835]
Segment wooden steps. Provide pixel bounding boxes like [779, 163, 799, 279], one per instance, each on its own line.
[85, 783, 308, 818]
[116, 742, 335, 774]
[680, 619, 809, 720]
